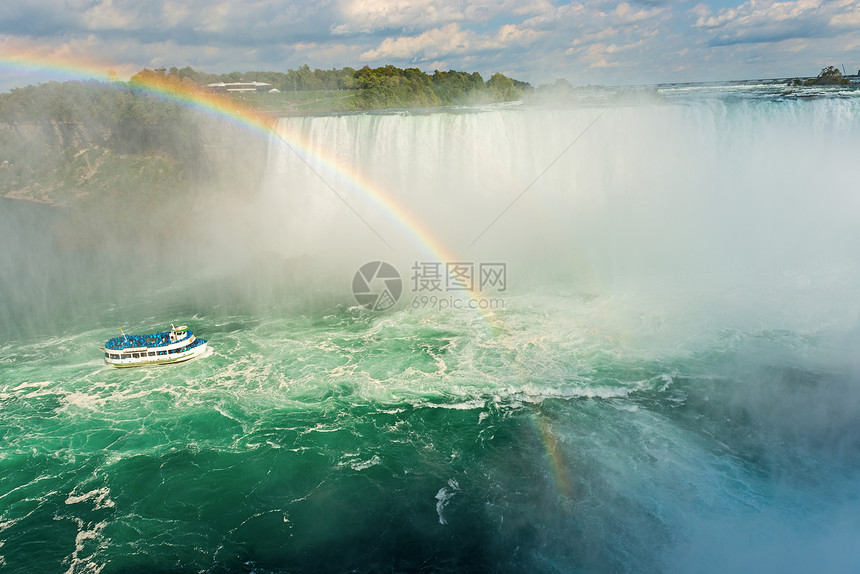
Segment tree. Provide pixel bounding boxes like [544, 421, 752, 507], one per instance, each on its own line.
[807, 66, 849, 86]
[486, 73, 517, 102]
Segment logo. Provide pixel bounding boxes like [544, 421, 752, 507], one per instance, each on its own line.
[352, 261, 403, 311]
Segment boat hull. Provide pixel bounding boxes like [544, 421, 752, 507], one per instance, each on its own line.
[104, 340, 208, 368]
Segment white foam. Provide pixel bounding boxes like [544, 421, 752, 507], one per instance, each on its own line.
[435, 478, 460, 525]
[65, 487, 115, 510]
[350, 455, 381, 471]
[63, 392, 105, 411]
[62, 517, 108, 574]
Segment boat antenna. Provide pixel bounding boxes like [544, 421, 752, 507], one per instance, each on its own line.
[120, 327, 128, 342]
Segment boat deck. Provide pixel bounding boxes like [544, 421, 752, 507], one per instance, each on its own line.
[105, 331, 190, 351]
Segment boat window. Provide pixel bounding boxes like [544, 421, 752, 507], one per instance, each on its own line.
[122, 354, 131, 359]
[148, 352, 156, 356]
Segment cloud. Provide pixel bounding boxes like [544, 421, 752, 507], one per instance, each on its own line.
[358, 21, 542, 62]
[81, 0, 141, 31]
[336, 0, 466, 33]
[484, 23, 543, 48]
[334, 0, 548, 34]
[692, 0, 860, 46]
[0, 0, 81, 36]
[523, 0, 666, 31]
[2, 0, 860, 90]
[570, 27, 620, 47]
[290, 41, 354, 62]
[572, 37, 652, 68]
[1, 0, 335, 44]
[514, 0, 670, 73]
[359, 22, 471, 61]
[612, 1, 666, 23]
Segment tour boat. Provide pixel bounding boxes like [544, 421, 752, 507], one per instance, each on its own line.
[101, 324, 208, 368]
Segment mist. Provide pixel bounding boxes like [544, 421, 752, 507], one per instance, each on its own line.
[6, 88, 860, 354]
[0, 83, 273, 341]
[237, 95, 860, 339]
[4, 85, 860, 572]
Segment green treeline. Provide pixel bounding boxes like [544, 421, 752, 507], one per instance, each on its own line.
[350, 66, 531, 108]
[0, 79, 199, 157]
[160, 65, 359, 92]
[143, 64, 532, 109]
[0, 79, 200, 207]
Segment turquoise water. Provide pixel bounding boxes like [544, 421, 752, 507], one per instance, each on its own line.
[3, 85, 860, 572]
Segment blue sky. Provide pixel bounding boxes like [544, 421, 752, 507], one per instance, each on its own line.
[2, 0, 859, 90]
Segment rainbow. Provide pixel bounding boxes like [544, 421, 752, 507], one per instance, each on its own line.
[0, 49, 123, 87]
[5, 53, 577, 494]
[265, 117, 507, 327]
[533, 408, 575, 500]
[1, 53, 504, 324]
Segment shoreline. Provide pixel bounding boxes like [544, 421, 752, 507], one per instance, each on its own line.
[1, 191, 57, 206]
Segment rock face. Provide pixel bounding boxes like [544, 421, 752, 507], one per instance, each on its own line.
[1, 115, 267, 206]
[1, 115, 269, 251]
[0, 120, 175, 205]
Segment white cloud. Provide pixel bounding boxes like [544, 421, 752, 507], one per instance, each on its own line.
[160, 1, 193, 28]
[335, 0, 546, 34]
[338, 0, 464, 32]
[573, 37, 650, 68]
[360, 22, 471, 61]
[194, 2, 234, 33]
[831, 0, 860, 26]
[570, 27, 620, 47]
[612, 2, 666, 24]
[290, 41, 354, 61]
[2, 0, 860, 90]
[358, 21, 541, 62]
[82, 0, 140, 30]
[692, 0, 860, 45]
[480, 24, 543, 50]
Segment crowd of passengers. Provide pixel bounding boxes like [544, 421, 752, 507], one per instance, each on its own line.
[105, 331, 187, 350]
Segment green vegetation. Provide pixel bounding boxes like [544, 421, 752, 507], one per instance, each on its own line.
[0, 79, 199, 206]
[348, 66, 529, 109]
[154, 64, 359, 92]
[138, 64, 531, 111]
[793, 66, 850, 86]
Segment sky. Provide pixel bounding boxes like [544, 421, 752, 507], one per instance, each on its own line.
[1, 0, 860, 90]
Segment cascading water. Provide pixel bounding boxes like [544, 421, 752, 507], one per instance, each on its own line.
[2, 84, 860, 573]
